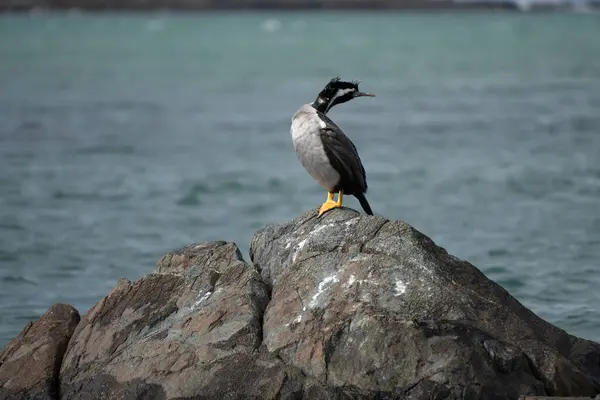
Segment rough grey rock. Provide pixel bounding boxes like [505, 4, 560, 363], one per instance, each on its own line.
[2, 209, 600, 399]
[0, 303, 80, 400]
[58, 241, 332, 399]
[250, 207, 600, 399]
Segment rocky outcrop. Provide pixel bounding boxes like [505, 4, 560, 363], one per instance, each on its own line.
[1, 208, 600, 399]
[250, 208, 600, 398]
[58, 241, 321, 399]
[0, 304, 80, 400]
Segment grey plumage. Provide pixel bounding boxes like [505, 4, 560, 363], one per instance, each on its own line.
[290, 78, 374, 215]
[291, 104, 341, 192]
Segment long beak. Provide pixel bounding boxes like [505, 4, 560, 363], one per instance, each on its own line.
[355, 91, 376, 98]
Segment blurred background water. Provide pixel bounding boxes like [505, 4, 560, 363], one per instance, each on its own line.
[0, 11, 599, 346]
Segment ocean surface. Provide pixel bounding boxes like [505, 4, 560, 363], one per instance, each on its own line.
[1, 11, 599, 347]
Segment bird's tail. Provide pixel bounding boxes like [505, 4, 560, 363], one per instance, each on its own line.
[355, 193, 374, 215]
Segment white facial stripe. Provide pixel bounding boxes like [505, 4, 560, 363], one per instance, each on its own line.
[325, 88, 355, 113]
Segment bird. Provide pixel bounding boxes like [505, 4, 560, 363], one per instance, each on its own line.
[291, 77, 375, 217]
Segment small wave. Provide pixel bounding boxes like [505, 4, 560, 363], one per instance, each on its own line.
[562, 309, 600, 328]
[0, 222, 25, 232]
[497, 277, 526, 290]
[1, 275, 37, 286]
[266, 178, 285, 190]
[0, 250, 18, 262]
[75, 144, 136, 155]
[176, 183, 210, 206]
[506, 172, 575, 198]
[214, 179, 287, 194]
[52, 190, 130, 201]
[487, 248, 510, 257]
[12, 121, 46, 137]
[58, 264, 84, 272]
[484, 265, 508, 275]
[176, 176, 289, 207]
[246, 203, 269, 214]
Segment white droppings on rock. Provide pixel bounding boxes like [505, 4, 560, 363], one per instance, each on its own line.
[286, 312, 304, 327]
[309, 274, 339, 308]
[349, 255, 369, 263]
[360, 292, 373, 303]
[394, 281, 406, 296]
[344, 218, 359, 227]
[360, 278, 379, 286]
[291, 224, 336, 263]
[191, 291, 212, 311]
[292, 238, 308, 263]
[344, 274, 357, 288]
[297, 238, 307, 250]
[311, 223, 334, 235]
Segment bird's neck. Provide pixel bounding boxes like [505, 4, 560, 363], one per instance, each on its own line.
[311, 96, 332, 114]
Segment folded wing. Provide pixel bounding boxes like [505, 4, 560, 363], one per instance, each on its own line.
[317, 112, 368, 195]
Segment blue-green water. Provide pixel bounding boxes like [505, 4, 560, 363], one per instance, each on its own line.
[1, 12, 599, 347]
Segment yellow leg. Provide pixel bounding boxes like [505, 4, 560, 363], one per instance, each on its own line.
[318, 190, 343, 216]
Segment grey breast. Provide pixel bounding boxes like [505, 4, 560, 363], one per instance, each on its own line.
[291, 104, 341, 191]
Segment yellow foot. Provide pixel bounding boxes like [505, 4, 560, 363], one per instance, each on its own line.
[318, 200, 341, 216]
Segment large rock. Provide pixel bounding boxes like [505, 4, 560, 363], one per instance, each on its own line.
[58, 241, 333, 399]
[2, 209, 599, 399]
[0, 303, 80, 400]
[250, 208, 600, 399]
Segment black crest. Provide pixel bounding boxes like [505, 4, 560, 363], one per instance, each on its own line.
[318, 77, 360, 99]
[313, 77, 361, 113]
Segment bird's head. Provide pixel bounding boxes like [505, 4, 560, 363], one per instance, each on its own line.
[312, 77, 375, 114]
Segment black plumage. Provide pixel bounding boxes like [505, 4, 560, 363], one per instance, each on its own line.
[314, 109, 373, 215]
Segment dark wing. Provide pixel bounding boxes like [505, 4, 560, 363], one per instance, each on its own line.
[317, 111, 368, 194]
